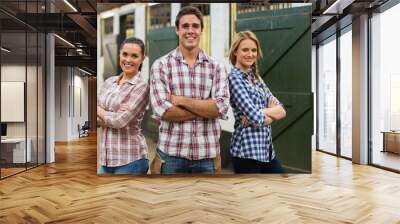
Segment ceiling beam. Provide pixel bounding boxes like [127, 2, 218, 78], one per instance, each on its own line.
[55, 56, 96, 72]
[66, 13, 96, 44]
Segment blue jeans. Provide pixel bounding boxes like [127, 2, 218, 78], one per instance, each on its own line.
[98, 159, 149, 174]
[157, 149, 214, 174]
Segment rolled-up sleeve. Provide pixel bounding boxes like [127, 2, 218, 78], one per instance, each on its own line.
[212, 63, 230, 120]
[149, 59, 173, 121]
[103, 83, 149, 129]
[229, 74, 265, 126]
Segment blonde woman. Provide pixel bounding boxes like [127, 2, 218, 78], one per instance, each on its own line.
[97, 37, 149, 174]
[228, 31, 286, 173]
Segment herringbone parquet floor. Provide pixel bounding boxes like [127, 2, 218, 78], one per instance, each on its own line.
[1, 134, 400, 223]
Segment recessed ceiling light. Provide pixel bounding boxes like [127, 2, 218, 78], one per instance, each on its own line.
[54, 34, 75, 48]
[322, 0, 354, 15]
[1, 47, 11, 53]
[63, 0, 78, 12]
[78, 67, 92, 76]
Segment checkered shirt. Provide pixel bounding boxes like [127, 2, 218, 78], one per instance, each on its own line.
[150, 47, 230, 160]
[98, 73, 149, 167]
[229, 66, 283, 162]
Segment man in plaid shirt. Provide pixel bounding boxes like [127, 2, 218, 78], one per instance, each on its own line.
[150, 6, 230, 174]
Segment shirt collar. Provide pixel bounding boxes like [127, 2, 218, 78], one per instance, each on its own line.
[114, 72, 141, 85]
[170, 47, 209, 64]
[232, 66, 255, 80]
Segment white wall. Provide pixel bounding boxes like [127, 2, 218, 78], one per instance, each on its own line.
[55, 67, 68, 141]
[73, 72, 89, 138]
[1, 65, 26, 81]
[1, 65, 36, 137]
[1, 65, 26, 139]
[210, 3, 234, 133]
[1, 63, 47, 165]
[135, 5, 149, 83]
[54, 67, 89, 141]
[171, 3, 181, 24]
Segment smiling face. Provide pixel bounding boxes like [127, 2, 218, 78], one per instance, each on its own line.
[234, 38, 258, 71]
[176, 14, 202, 51]
[119, 43, 144, 76]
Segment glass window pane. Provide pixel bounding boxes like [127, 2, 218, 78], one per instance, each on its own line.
[38, 33, 46, 165]
[371, 3, 400, 171]
[340, 28, 352, 158]
[149, 4, 171, 29]
[0, 0, 46, 179]
[318, 36, 337, 154]
[27, 31, 38, 169]
[1, 31, 27, 177]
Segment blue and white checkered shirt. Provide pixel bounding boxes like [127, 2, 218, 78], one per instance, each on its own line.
[229, 66, 281, 163]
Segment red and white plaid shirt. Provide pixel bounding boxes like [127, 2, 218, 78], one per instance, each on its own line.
[150, 47, 230, 160]
[98, 73, 149, 167]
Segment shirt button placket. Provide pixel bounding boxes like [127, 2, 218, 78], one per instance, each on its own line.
[191, 66, 197, 159]
[192, 119, 197, 159]
[192, 120, 196, 137]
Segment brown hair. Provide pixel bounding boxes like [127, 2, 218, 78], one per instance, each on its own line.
[229, 31, 263, 82]
[175, 6, 204, 30]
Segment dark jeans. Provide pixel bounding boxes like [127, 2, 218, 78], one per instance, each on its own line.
[232, 157, 284, 174]
[157, 149, 214, 174]
[98, 159, 149, 174]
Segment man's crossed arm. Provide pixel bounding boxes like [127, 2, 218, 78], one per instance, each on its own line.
[161, 95, 219, 122]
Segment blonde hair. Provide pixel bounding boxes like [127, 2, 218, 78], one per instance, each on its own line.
[229, 31, 263, 82]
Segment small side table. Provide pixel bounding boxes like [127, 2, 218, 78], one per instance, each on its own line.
[381, 131, 400, 154]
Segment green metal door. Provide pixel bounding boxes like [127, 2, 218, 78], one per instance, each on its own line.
[236, 6, 313, 173]
[102, 34, 120, 79]
[148, 27, 178, 66]
[144, 27, 178, 141]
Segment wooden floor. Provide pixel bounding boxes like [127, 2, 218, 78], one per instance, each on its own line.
[1, 167, 26, 178]
[1, 164, 46, 178]
[1, 135, 400, 223]
[372, 150, 400, 171]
